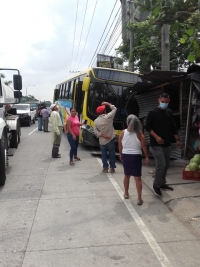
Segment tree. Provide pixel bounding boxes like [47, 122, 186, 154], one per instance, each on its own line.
[137, 0, 200, 62]
[116, 0, 200, 73]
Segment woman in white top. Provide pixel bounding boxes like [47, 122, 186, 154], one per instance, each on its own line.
[118, 115, 149, 205]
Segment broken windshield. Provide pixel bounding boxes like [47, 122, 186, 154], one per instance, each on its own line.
[87, 82, 139, 129]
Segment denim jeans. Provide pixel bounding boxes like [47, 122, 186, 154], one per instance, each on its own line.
[100, 138, 116, 170]
[151, 146, 171, 188]
[42, 117, 49, 132]
[67, 133, 79, 161]
[38, 117, 42, 131]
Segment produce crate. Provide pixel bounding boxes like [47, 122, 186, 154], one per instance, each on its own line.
[183, 164, 200, 181]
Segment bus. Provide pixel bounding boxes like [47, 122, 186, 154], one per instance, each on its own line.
[53, 67, 142, 148]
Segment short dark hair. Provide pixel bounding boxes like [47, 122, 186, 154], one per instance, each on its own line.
[159, 93, 170, 99]
[70, 107, 76, 112]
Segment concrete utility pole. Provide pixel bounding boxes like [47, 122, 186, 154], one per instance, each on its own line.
[121, 0, 128, 42]
[120, 0, 141, 72]
[161, 24, 170, 71]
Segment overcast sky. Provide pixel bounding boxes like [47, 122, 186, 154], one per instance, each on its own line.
[0, 0, 122, 102]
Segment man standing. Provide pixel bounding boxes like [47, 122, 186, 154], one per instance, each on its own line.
[49, 104, 63, 158]
[40, 106, 50, 132]
[94, 102, 117, 173]
[145, 93, 180, 196]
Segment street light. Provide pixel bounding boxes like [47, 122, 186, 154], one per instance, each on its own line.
[23, 85, 35, 96]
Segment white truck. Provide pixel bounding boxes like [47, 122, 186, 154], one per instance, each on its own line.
[0, 69, 22, 186]
[13, 103, 36, 126]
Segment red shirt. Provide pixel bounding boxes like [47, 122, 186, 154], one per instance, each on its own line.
[67, 115, 80, 136]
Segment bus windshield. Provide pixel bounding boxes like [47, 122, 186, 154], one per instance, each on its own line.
[93, 68, 142, 84]
[87, 82, 139, 129]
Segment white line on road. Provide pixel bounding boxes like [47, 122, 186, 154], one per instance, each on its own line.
[95, 156, 173, 267]
[28, 128, 38, 135]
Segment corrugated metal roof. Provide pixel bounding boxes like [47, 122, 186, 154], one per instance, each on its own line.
[140, 70, 186, 85]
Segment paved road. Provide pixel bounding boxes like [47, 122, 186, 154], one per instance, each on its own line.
[1, 123, 200, 267]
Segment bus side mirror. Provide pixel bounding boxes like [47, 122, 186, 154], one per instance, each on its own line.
[13, 75, 22, 90]
[82, 77, 90, 92]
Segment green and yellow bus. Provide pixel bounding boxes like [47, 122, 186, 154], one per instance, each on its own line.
[53, 67, 142, 147]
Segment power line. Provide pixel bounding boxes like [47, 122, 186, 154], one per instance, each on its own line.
[76, 0, 99, 71]
[97, 6, 121, 55]
[102, 3, 140, 58]
[102, 15, 122, 54]
[70, 0, 80, 72]
[73, 0, 89, 71]
[89, 4, 121, 67]
[88, 0, 119, 67]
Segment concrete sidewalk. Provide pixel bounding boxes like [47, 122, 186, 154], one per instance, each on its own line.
[141, 159, 200, 239]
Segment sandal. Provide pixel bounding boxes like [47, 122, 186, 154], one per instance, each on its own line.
[74, 156, 81, 161]
[137, 200, 143, 205]
[69, 161, 74, 166]
[124, 194, 129, 199]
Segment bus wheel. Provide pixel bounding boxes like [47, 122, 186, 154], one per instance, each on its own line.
[0, 136, 7, 186]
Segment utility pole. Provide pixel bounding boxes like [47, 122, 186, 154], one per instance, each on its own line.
[161, 24, 170, 71]
[120, 0, 141, 72]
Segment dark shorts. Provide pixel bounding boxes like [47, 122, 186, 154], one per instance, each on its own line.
[122, 154, 142, 177]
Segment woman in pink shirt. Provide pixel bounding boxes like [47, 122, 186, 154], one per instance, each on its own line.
[66, 107, 85, 165]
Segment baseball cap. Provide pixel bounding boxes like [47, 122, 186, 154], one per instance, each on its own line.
[96, 105, 106, 115]
[50, 104, 57, 110]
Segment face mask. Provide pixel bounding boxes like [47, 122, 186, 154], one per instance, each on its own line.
[159, 102, 168, 109]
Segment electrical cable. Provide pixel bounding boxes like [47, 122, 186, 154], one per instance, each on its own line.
[69, 0, 80, 72]
[76, 0, 99, 71]
[73, 0, 89, 71]
[97, 6, 121, 55]
[101, 14, 121, 54]
[102, 4, 130, 55]
[90, 11, 122, 67]
[105, 4, 140, 56]
[88, 0, 119, 67]
[102, 17, 122, 54]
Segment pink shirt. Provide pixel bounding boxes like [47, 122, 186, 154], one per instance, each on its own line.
[67, 115, 80, 136]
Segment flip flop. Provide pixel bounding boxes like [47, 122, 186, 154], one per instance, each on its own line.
[137, 200, 143, 205]
[124, 195, 129, 199]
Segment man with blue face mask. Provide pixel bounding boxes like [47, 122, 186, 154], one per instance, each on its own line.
[145, 93, 181, 197]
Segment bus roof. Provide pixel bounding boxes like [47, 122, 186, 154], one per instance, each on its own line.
[57, 67, 140, 85]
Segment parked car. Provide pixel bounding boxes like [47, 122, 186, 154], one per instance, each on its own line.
[13, 104, 36, 126]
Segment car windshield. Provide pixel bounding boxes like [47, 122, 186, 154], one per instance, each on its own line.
[13, 105, 30, 110]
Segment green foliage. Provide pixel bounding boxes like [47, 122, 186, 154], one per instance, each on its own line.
[117, 0, 200, 70]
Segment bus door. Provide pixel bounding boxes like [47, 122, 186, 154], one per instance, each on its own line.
[75, 81, 83, 117]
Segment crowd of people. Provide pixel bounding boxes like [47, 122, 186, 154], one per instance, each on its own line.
[36, 92, 180, 205]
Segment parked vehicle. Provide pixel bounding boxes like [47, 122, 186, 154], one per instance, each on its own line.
[13, 104, 36, 126]
[0, 69, 22, 186]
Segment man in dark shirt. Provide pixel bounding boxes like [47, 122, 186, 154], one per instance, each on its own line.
[145, 93, 180, 197]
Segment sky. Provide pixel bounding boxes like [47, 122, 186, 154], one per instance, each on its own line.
[0, 0, 122, 102]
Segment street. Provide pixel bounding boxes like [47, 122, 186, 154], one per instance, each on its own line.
[0, 123, 200, 267]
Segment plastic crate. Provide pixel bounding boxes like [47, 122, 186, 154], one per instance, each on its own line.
[183, 164, 200, 181]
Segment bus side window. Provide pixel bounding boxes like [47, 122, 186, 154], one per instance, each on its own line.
[69, 80, 75, 100]
[0, 79, 2, 97]
[59, 84, 64, 99]
[65, 83, 69, 99]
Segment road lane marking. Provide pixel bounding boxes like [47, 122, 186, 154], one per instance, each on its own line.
[95, 156, 173, 267]
[28, 128, 38, 135]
